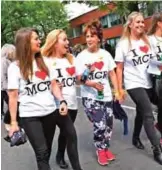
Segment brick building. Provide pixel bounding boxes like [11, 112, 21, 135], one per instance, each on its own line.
[68, 2, 162, 49]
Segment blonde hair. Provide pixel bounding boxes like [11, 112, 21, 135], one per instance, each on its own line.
[121, 11, 150, 48]
[42, 29, 73, 65]
[1, 44, 15, 61]
[148, 12, 162, 35]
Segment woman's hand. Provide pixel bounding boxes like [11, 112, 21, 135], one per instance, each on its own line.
[119, 89, 126, 102]
[92, 82, 104, 91]
[9, 121, 19, 137]
[56, 80, 63, 90]
[59, 100, 68, 116]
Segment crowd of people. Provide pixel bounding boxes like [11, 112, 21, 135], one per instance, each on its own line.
[1, 11, 162, 170]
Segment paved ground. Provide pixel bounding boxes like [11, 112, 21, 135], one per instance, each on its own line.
[1, 93, 162, 170]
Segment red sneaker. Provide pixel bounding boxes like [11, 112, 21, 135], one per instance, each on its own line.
[105, 149, 116, 161]
[96, 149, 108, 166]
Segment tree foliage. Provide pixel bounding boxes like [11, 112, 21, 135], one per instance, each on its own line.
[1, 0, 69, 45]
[62, 0, 157, 23]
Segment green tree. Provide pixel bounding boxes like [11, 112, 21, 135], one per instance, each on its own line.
[1, 0, 69, 45]
[62, 0, 158, 23]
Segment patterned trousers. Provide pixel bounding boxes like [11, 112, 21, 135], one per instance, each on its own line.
[82, 97, 113, 150]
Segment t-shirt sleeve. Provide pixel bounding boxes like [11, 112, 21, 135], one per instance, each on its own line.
[8, 63, 20, 89]
[107, 52, 116, 71]
[115, 41, 125, 62]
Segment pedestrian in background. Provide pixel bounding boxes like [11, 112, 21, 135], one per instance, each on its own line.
[1, 44, 16, 131]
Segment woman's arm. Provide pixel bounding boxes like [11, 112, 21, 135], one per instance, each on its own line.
[116, 62, 126, 101]
[51, 79, 68, 115]
[108, 70, 120, 101]
[8, 89, 19, 136]
[76, 75, 103, 91]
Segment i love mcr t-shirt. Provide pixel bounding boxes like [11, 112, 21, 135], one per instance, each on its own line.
[149, 35, 162, 60]
[8, 60, 57, 117]
[44, 56, 78, 110]
[76, 48, 116, 102]
[115, 38, 154, 90]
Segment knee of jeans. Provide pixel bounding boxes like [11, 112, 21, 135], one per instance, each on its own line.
[35, 148, 50, 161]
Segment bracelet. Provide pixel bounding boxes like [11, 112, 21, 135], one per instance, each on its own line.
[11, 121, 18, 126]
[60, 100, 67, 105]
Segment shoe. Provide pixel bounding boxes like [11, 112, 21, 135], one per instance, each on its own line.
[56, 152, 68, 169]
[153, 145, 162, 165]
[105, 149, 115, 161]
[96, 149, 108, 166]
[56, 159, 68, 169]
[132, 137, 145, 150]
[160, 139, 162, 144]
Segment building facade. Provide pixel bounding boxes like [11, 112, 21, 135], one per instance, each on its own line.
[68, 2, 162, 49]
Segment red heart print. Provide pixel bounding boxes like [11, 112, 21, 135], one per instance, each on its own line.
[66, 67, 75, 76]
[139, 45, 149, 53]
[94, 61, 104, 70]
[35, 71, 47, 80]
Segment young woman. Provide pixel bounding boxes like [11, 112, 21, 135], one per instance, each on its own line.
[1, 44, 16, 130]
[76, 20, 120, 166]
[148, 12, 162, 140]
[42, 29, 82, 170]
[8, 27, 69, 170]
[115, 12, 162, 165]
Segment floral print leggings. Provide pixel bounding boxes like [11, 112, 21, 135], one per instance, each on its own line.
[82, 97, 113, 150]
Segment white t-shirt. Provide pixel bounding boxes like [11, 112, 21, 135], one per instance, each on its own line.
[76, 48, 116, 102]
[8, 59, 56, 117]
[44, 56, 77, 110]
[115, 38, 153, 90]
[149, 35, 162, 60]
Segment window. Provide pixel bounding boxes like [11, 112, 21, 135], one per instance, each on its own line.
[100, 15, 109, 28]
[67, 28, 74, 38]
[109, 13, 121, 27]
[107, 37, 120, 48]
[73, 25, 83, 38]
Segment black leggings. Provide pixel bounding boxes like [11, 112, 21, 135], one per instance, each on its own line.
[1, 90, 8, 116]
[57, 109, 77, 157]
[127, 88, 160, 146]
[21, 110, 81, 170]
[1, 90, 19, 124]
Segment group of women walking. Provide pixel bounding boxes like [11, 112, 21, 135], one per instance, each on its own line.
[1, 11, 162, 170]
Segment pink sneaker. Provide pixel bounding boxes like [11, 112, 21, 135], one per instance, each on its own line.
[160, 138, 162, 144]
[96, 149, 108, 166]
[105, 149, 116, 161]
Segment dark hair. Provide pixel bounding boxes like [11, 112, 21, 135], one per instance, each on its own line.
[15, 27, 49, 80]
[83, 19, 103, 42]
[148, 12, 162, 35]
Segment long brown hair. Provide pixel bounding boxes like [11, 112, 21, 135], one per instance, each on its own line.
[121, 12, 150, 48]
[41, 29, 73, 65]
[15, 28, 49, 80]
[148, 12, 162, 35]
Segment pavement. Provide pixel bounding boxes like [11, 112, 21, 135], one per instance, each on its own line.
[1, 90, 162, 170]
